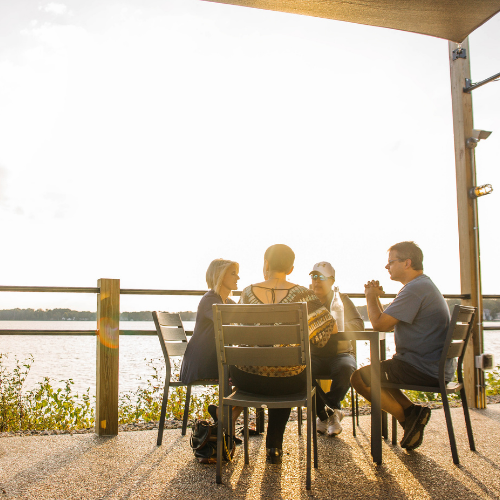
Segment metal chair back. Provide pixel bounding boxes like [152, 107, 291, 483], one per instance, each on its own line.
[153, 311, 188, 376]
[153, 311, 216, 444]
[213, 302, 317, 490]
[439, 305, 476, 390]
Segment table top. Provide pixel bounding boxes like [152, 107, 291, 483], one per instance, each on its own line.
[336, 330, 386, 341]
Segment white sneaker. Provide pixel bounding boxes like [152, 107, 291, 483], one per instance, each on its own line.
[327, 409, 344, 436]
[316, 417, 327, 434]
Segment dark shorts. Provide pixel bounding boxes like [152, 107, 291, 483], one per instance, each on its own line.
[359, 358, 439, 387]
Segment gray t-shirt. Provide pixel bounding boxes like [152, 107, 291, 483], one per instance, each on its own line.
[384, 274, 453, 381]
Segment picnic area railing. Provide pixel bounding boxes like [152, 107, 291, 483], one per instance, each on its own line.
[0, 281, 498, 436]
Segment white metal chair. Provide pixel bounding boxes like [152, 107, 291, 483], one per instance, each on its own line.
[153, 311, 217, 445]
[381, 304, 477, 464]
[213, 302, 318, 490]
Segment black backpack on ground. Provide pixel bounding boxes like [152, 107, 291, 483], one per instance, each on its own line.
[190, 419, 235, 464]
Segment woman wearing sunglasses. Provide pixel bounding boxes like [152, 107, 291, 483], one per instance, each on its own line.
[232, 244, 337, 463]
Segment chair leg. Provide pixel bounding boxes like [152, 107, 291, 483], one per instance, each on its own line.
[351, 386, 356, 437]
[225, 405, 233, 445]
[392, 415, 397, 445]
[216, 413, 224, 484]
[306, 403, 312, 490]
[157, 382, 170, 446]
[356, 392, 359, 426]
[256, 407, 265, 433]
[460, 387, 476, 451]
[182, 385, 192, 436]
[313, 395, 318, 469]
[298, 406, 302, 436]
[382, 411, 388, 440]
[244, 407, 249, 464]
[442, 393, 460, 464]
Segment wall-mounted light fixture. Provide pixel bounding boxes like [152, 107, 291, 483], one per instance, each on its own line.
[466, 129, 493, 198]
[472, 129, 492, 141]
[469, 184, 494, 198]
[466, 129, 492, 149]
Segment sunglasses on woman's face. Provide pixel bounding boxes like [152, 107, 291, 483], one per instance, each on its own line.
[310, 273, 329, 281]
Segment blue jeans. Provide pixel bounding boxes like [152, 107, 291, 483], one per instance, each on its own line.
[312, 353, 357, 415]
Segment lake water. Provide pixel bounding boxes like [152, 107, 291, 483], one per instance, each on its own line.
[1, 320, 499, 396]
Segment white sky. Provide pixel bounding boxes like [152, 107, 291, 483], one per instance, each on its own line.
[1, 0, 499, 312]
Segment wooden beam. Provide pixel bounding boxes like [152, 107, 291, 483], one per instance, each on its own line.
[448, 39, 485, 409]
[96, 278, 120, 435]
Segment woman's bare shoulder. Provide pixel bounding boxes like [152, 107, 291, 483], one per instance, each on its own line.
[252, 281, 299, 289]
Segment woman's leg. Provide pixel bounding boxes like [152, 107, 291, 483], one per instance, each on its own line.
[266, 409, 292, 448]
[212, 406, 243, 427]
[311, 356, 329, 420]
[313, 381, 331, 421]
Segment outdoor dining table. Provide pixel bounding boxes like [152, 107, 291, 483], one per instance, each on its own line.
[253, 330, 388, 464]
[336, 330, 387, 464]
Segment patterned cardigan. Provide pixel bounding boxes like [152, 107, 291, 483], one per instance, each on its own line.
[237, 284, 336, 377]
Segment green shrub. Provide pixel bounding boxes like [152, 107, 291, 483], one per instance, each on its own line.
[0, 353, 94, 432]
[1, 354, 499, 433]
[0, 354, 217, 432]
[486, 365, 500, 396]
[118, 358, 218, 425]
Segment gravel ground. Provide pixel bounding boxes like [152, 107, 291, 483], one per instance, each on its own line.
[1, 405, 499, 499]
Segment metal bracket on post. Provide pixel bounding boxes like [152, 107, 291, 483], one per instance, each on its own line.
[452, 48, 467, 61]
[464, 72, 500, 93]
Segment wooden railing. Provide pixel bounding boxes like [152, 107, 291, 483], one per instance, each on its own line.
[1, 281, 499, 436]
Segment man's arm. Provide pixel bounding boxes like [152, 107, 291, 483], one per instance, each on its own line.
[365, 280, 399, 332]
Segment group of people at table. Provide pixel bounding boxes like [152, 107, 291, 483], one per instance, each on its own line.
[180, 242, 452, 464]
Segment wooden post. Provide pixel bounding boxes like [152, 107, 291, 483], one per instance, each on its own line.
[96, 278, 120, 435]
[448, 39, 485, 409]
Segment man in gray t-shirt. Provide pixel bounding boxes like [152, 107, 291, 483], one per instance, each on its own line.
[351, 241, 451, 451]
[384, 274, 452, 381]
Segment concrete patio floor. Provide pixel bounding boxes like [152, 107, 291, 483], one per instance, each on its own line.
[1, 405, 500, 499]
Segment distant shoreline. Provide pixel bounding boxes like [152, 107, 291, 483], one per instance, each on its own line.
[0, 308, 196, 321]
[1, 306, 499, 323]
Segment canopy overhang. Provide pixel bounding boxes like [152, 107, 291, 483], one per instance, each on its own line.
[204, 0, 500, 43]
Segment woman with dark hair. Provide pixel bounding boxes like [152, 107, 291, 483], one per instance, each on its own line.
[233, 244, 337, 463]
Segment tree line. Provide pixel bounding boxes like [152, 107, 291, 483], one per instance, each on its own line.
[0, 309, 197, 321]
[1, 300, 498, 322]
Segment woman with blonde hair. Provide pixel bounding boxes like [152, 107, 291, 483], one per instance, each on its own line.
[180, 258, 240, 384]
